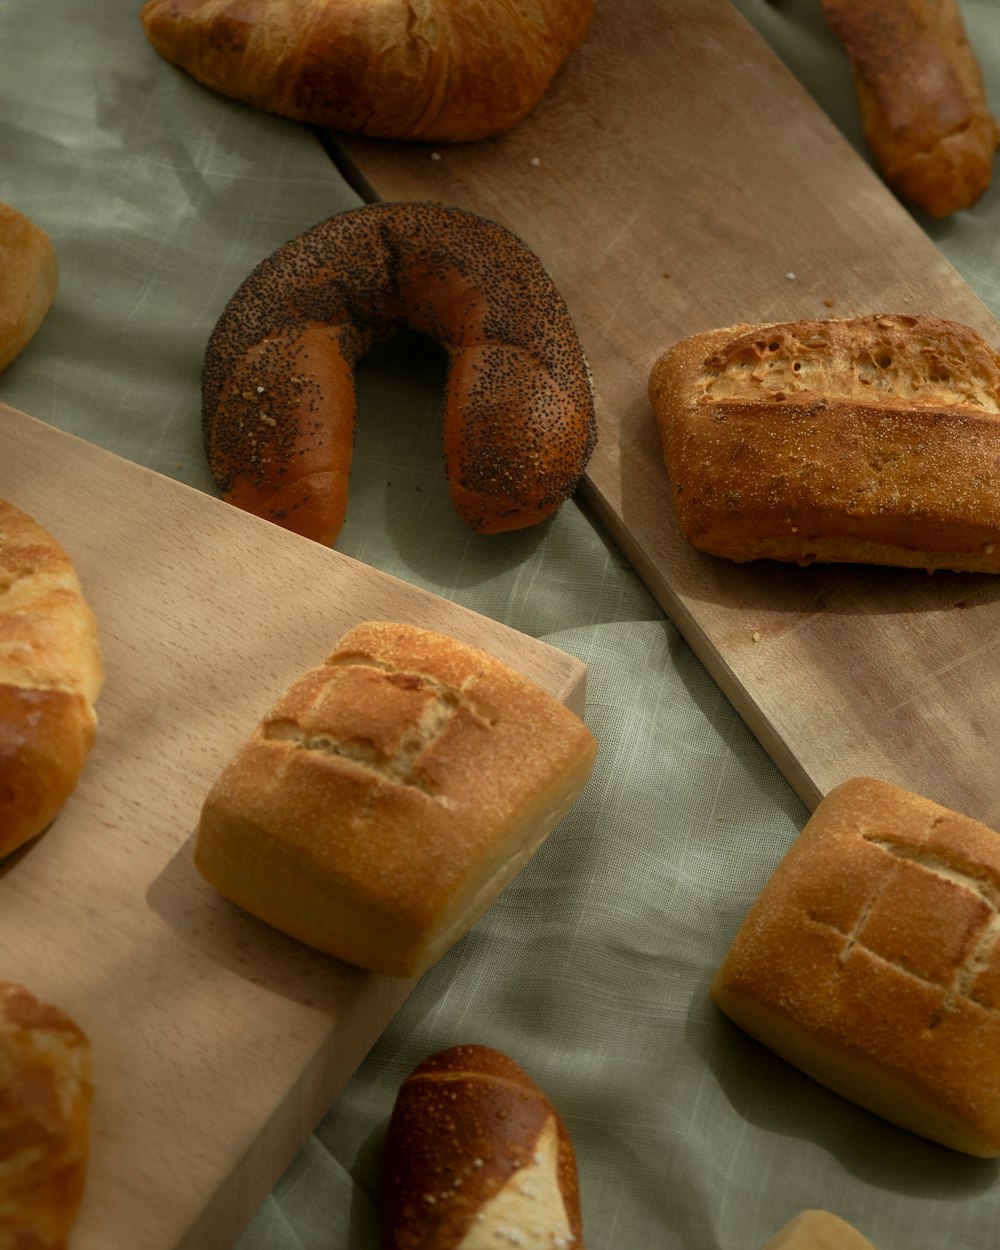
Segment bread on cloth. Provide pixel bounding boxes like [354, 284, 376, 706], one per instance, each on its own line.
[712, 776, 1000, 1157]
[648, 312, 1000, 573]
[758, 1210, 877, 1249]
[381, 1043, 585, 1249]
[0, 980, 92, 1249]
[0, 202, 57, 373]
[194, 620, 597, 977]
[139, 0, 592, 142]
[0, 500, 104, 858]
[822, 0, 999, 217]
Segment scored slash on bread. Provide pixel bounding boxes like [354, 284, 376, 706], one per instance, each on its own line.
[648, 313, 1000, 573]
[713, 776, 1000, 1157]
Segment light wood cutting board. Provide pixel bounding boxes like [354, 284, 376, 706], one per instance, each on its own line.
[0, 403, 588, 1249]
[335, 0, 1000, 830]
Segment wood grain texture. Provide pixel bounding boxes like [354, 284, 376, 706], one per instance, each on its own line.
[0, 404, 588, 1249]
[336, 0, 1000, 828]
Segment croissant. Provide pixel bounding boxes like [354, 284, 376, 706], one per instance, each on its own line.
[139, 0, 593, 142]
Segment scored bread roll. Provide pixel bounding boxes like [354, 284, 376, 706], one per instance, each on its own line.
[822, 0, 999, 217]
[759, 1210, 877, 1249]
[0, 202, 58, 373]
[0, 981, 92, 1249]
[381, 1044, 585, 1249]
[712, 776, 1000, 1157]
[0, 499, 105, 858]
[648, 312, 1000, 573]
[194, 620, 597, 977]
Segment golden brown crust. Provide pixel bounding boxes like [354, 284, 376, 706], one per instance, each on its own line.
[139, 0, 592, 142]
[822, 0, 999, 216]
[0, 203, 58, 374]
[202, 202, 595, 546]
[194, 620, 597, 977]
[648, 313, 1000, 573]
[713, 776, 1000, 1157]
[0, 980, 92, 1249]
[382, 1044, 585, 1249]
[0, 500, 104, 857]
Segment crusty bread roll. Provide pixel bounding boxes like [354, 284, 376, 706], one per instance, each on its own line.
[194, 620, 597, 977]
[713, 776, 1000, 1157]
[822, 0, 999, 217]
[0, 980, 92, 1249]
[648, 313, 1000, 573]
[0, 500, 104, 858]
[0, 202, 57, 373]
[139, 0, 592, 142]
[382, 1044, 585, 1249]
[759, 1210, 877, 1249]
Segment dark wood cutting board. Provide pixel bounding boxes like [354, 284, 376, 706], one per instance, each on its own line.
[335, 0, 1000, 829]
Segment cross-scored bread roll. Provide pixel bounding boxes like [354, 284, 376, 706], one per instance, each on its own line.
[0, 500, 104, 858]
[194, 620, 597, 977]
[648, 313, 1000, 572]
[382, 1044, 585, 1249]
[0, 202, 57, 373]
[759, 1210, 877, 1249]
[713, 776, 1000, 1156]
[0, 980, 92, 1249]
[139, 0, 593, 142]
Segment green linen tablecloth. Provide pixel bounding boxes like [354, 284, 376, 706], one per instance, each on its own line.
[3, 1, 1000, 1247]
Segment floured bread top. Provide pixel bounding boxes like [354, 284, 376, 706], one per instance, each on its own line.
[691, 313, 1000, 413]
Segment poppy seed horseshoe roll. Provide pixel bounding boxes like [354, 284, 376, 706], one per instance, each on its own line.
[201, 202, 597, 545]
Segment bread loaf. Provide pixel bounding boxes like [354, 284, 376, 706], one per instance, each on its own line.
[0, 500, 104, 858]
[194, 620, 597, 977]
[381, 1044, 585, 1249]
[713, 776, 1000, 1157]
[759, 1210, 877, 1249]
[0, 202, 57, 373]
[139, 0, 592, 142]
[822, 0, 999, 217]
[648, 313, 1000, 573]
[0, 981, 92, 1249]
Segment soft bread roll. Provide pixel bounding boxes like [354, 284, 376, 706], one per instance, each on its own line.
[382, 1044, 585, 1249]
[202, 201, 596, 546]
[759, 1210, 877, 1249]
[713, 776, 1000, 1157]
[139, 0, 592, 142]
[0, 202, 57, 373]
[648, 313, 1000, 572]
[194, 620, 597, 977]
[822, 0, 999, 217]
[0, 981, 92, 1249]
[0, 500, 104, 858]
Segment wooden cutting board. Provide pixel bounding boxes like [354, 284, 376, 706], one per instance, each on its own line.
[0, 404, 588, 1249]
[336, 0, 1000, 830]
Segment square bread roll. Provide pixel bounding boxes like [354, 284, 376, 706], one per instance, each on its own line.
[759, 1210, 877, 1249]
[712, 776, 1000, 1156]
[195, 620, 597, 977]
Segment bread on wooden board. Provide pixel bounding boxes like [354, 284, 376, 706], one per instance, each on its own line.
[758, 1210, 877, 1249]
[0, 202, 57, 373]
[194, 620, 598, 977]
[0, 499, 104, 858]
[822, 0, 999, 217]
[139, 0, 593, 142]
[381, 1043, 585, 1249]
[712, 776, 1000, 1157]
[648, 312, 1000, 573]
[0, 980, 92, 1249]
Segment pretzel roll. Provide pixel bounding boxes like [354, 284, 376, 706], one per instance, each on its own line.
[0, 980, 92, 1248]
[139, 0, 592, 143]
[382, 1044, 586, 1249]
[202, 202, 596, 545]
[0, 500, 104, 858]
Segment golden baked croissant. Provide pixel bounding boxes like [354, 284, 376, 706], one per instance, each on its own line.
[139, 0, 593, 142]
